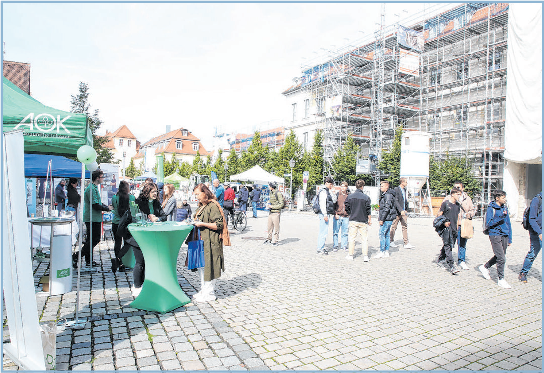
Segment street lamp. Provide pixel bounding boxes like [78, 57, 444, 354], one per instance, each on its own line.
[224, 163, 228, 183]
[289, 159, 295, 211]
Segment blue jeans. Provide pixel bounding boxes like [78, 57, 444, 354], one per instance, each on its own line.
[457, 229, 468, 263]
[379, 221, 393, 252]
[317, 213, 329, 252]
[333, 216, 349, 250]
[521, 232, 542, 274]
[240, 201, 247, 212]
[252, 201, 258, 217]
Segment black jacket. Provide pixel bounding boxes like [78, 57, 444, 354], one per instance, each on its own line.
[136, 197, 167, 222]
[393, 186, 408, 215]
[67, 185, 81, 208]
[345, 189, 372, 223]
[117, 210, 139, 248]
[379, 189, 397, 222]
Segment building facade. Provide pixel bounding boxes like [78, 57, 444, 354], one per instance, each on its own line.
[102, 125, 140, 178]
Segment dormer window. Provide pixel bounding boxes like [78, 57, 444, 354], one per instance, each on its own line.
[192, 142, 199, 151]
[119, 139, 123, 146]
[182, 130, 188, 137]
[128, 140, 132, 147]
[176, 140, 182, 149]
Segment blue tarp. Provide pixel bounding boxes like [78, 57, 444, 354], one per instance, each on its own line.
[24, 153, 90, 178]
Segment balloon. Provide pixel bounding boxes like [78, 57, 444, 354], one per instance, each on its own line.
[86, 161, 99, 172]
[77, 145, 97, 164]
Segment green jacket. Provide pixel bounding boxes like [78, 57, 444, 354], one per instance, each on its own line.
[82, 184, 103, 223]
[112, 194, 136, 224]
[195, 202, 224, 281]
[269, 190, 284, 213]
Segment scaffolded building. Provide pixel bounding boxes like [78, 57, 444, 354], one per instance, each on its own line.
[283, 2, 509, 202]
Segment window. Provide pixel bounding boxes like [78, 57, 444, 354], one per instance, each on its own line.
[176, 140, 182, 149]
[304, 99, 310, 118]
[430, 67, 441, 86]
[488, 51, 502, 71]
[182, 130, 188, 137]
[455, 105, 468, 127]
[119, 139, 123, 146]
[316, 97, 325, 114]
[192, 143, 199, 151]
[292, 103, 297, 121]
[128, 140, 132, 147]
[123, 151, 126, 157]
[457, 61, 468, 80]
[303, 132, 309, 150]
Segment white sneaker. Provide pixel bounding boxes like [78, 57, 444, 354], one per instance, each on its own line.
[363, 255, 369, 262]
[374, 251, 384, 259]
[383, 251, 390, 258]
[479, 265, 491, 280]
[131, 285, 142, 297]
[389, 242, 397, 248]
[345, 255, 354, 261]
[497, 279, 511, 289]
[194, 293, 216, 302]
[403, 243, 414, 249]
[459, 261, 469, 270]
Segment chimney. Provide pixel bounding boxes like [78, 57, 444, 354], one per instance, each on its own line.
[165, 125, 171, 133]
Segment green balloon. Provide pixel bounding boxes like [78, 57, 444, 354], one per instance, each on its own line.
[77, 145, 97, 164]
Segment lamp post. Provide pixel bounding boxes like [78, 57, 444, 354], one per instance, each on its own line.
[224, 163, 228, 183]
[289, 159, 295, 211]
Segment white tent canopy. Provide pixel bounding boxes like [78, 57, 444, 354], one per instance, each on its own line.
[230, 165, 284, 185]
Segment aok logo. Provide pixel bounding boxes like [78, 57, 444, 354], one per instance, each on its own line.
[14, 113, 71, 133]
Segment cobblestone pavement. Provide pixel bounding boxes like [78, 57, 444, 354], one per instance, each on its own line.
[3, 209, 542, 370]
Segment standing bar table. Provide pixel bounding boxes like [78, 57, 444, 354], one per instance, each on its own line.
[128, 221, 193, 313]
[29, 217, 75, 295]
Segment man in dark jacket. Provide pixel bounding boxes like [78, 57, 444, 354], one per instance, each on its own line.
[390, 177, 414, 249]
[519, 192, 542, 283]
[250, 185, 261, 218]
[332, 182, 350, 252]
[239, 185, 249, 212]
[55, 179, 66, 212]
[344, 179, 372, 261]
[376, 181, 397, 258]
[316, 177, 335, 255]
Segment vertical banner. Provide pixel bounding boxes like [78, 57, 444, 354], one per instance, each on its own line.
[26, 178, 36, 217]
[302, 171, 309, 191]
[156, 154, 164, 183]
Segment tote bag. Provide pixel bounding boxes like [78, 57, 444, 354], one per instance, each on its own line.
[461, 218, 474, 239]
[187, 228, 205, 270]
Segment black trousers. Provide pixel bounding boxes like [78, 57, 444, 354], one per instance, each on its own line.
[439, 227, 457, 267]
[76, 222, 102, 264]
[485, 235, 508, 280]
[132, 245, 145, 288]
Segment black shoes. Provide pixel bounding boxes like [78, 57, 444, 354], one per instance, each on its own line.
[263, 239, 271, 244]
[111, 258, 119, 273]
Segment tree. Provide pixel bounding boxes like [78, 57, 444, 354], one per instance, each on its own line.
[272, 130, 303, 199]
[226, 148, 240, 180]
[240, 131, 269, 170]
[211, 149, 226, 182]
[178, 161, 192, 178]
[70, 82, 114, 164]
[163, 154, 177, 177]
[191, 152, 206, 175]
[429, 154, 480, 197]
[125, 158, 140, 179]
[378, 125, 403, 186]
[331, 135, 358, 185]
[303, 130, 324, 191]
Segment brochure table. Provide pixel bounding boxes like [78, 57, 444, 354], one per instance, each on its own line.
[128, 221, 193, 313]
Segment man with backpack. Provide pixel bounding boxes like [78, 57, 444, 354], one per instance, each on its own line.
[315, 177, 335, 256]
[436, 187, 463, 274]
[376, 181, 397, 259]
[390, 178, 414, 249]
[250, 184, 262, 218]
[519, 192, 542, 283]
[239, 184, 249, 212]
[264, 182, 284, 246]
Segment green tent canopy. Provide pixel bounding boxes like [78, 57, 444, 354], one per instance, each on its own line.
[2, 76, 92, 156]
[164, 172, 190, 189]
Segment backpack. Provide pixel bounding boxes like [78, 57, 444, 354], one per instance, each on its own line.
[482, 207, 496, 235]
[311, 192, 321, 214]
[522, 195, 542, 230]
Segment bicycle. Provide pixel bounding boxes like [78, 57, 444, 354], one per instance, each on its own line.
[225, 209, 247, 232]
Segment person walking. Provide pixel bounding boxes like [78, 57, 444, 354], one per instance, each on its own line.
[73, 169, 112, 268]
[376, 180, 397, 258]
[239, 184, 249, 212]
[519, 192, 542, 283]
[213, 179, 224, 207]
[111, 180, 135, 273]
[55, 179, 66, 212]
[332, 181, 350, 252]
[436, 187, 463, 274]
[479, 190, 513, 288]
[250, 184, 262, 218]
[223, 183, 236, 224]
[443, 181, 475, 270]
[192, 183, 227, 302]
[161, 184, 178, 221]
[66, 178, 80, 220]
[264, 182, 284, 246]
[390, 177, 414, 249]
[316, 177, 335, 255]
[344, 179, 372, 261]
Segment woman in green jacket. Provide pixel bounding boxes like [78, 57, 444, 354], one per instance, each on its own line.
[111, 180, 135, 273]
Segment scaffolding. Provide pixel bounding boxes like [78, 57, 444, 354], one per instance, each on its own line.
[283, 3, 508, 203]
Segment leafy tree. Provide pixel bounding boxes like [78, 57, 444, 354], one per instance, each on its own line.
[191, 152, 206, 175]
[124, 158, 140, 179]
[240, 131, 269, 170]
[226, 148, 240, 180]
[272, 130, 303, 199]
[204, 155, 213, 176]
[331, 135, 357, 184]
[378, 125, 403, 186]
[428, 154, 480, 197]
[70, 82, 114, 164]
[163, 154, 177, 177]
[211, 149, 226, 182]
[178, 161, 192, 178]
[303, 130, 324, 190]
[138, 160, 145, 175]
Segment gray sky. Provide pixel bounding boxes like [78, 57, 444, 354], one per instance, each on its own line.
[4, 2, 447, 148]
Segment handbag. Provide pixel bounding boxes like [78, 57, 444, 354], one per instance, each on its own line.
[461, 218, 474, 239]
[223, 199, 234, 209]
[187, 227, 205, 270]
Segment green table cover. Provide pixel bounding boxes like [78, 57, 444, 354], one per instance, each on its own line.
[121, 246, 136, 269]
[128, 221, 194, 313]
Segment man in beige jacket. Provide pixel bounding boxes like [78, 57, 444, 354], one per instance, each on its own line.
[443, 181, 475, 270]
